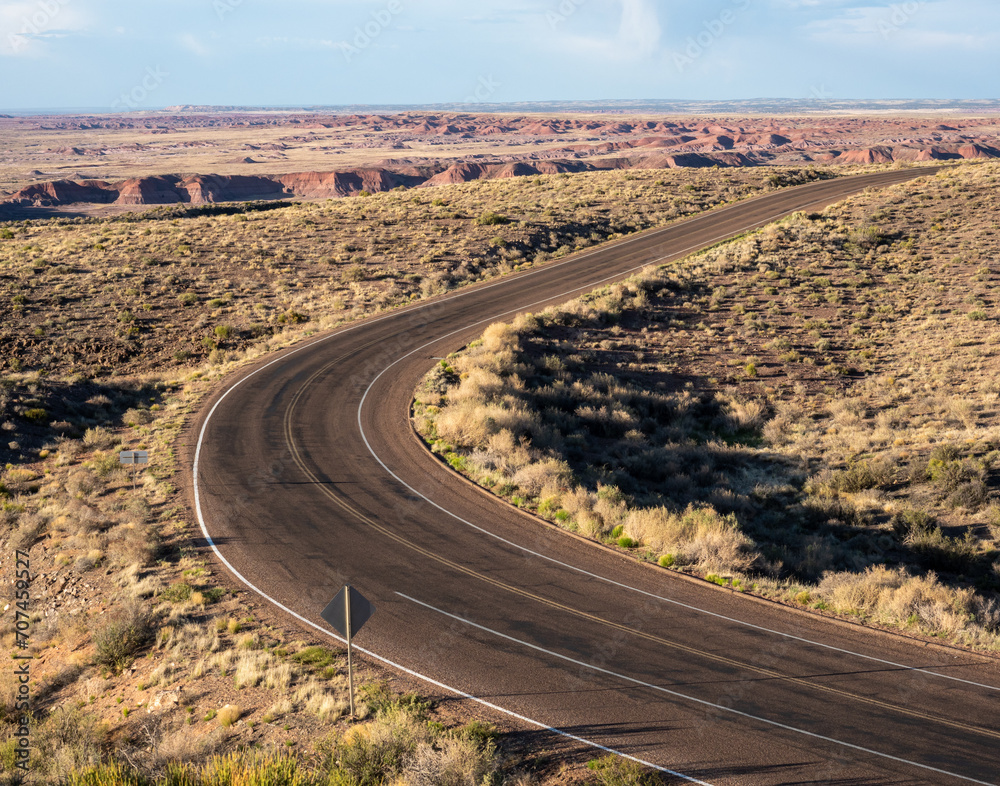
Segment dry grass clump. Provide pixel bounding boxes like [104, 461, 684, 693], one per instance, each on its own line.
[624, 505, 757, 573]
[217, 704, 241, 728]
[326, 705, 488, 786]
[293, 678, 348, 721]
[817, 566, 1000, 648]
[416, 162, 1000, 650]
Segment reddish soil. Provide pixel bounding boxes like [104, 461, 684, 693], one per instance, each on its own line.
[3, 111, 1000, 213]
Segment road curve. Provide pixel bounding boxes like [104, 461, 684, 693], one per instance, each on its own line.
[190, 167, 1000, 785]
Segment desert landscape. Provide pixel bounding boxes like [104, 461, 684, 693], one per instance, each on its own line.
[3, 109, 1000, 219]
[2, 104, 1000, 785]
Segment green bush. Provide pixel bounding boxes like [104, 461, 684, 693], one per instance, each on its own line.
[586, 755, 663, 786]
[23, 407, 48, 423]
[927, 457, 976, 494]
[160, 582, 193, 603]
[292, 646, 337, 669]
[71, 752, 317, 786]
[358, 682, 433, 721]
[88, 452, 121, 479]
[476, 211, 509, 226]
[330, 706, 431, 785]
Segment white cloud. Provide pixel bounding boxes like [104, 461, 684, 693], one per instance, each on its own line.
[179, 32, 211, 57]
[255, 36, 339, 50]
[0, 0, 89, 57]
[804, 2, 997, 49]
[553, 0, 662, 61]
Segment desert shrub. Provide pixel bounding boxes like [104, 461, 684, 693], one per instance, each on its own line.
[891, 509, 936, 538]
[724, 397, 767, 433]
[217, 704, 241, 727]
[329, 706, 435, 785]
[358, 683, 433, 721]
[277, 310, 308, 325]
[10, 512, 45, 550]
[292, 645, 337, 669]
[817, 565, 999, 647]
[66, 759, 146, 786]
[34, 706, 108, 780]
[107, 526, 162, 567]
[849, 224, 885, 250]
[624, 504, 756, 572]
[586, 755, 664, 786]
[23, 407, 47, 423]
[123, 408, 151, 427]
[906, 528, 980, 573]
[65, 470, 96, 497]
[341, 264, 366, 282]
[948, 480, 989, 511]
[75, 751, 320, 786]
[92, 601, 154, 671]
[829, 459, 894, 493]
[926, 457, 975, 493]
[476, 211, 509, 226]
[928, 444, 961, 463]
[82, 426, 115, 448]
[510, 458, 572, 499]
[402, 734, 497, 786]
[88, 451, 122, 480]
[160, 582, 193, 603]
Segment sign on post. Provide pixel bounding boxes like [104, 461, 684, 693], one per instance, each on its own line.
[119, 450, 149, 490]
[321, 585, 375, 718]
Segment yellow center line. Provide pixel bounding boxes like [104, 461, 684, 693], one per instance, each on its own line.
[279, 297, 999, 746]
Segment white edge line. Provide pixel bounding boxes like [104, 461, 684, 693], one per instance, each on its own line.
[398, 593, 997, 786]
[353, 225, 1000, 694]
[192, 407, 708, 783]
[190, 169, 971, 780]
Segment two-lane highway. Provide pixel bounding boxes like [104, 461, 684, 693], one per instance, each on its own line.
[190, 167, 1000, 784]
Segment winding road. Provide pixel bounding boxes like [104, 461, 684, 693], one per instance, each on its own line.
[190, 167, 1000, 785]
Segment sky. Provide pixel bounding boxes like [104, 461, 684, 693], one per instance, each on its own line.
[0, 0, 998, 111]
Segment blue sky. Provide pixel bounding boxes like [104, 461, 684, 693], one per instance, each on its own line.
[1, 0, 997, 110]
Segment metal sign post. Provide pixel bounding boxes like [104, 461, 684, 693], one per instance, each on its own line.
[119, 450, 149, 490]
[345, 591, 355, 718]
[321, 585, 375, 718]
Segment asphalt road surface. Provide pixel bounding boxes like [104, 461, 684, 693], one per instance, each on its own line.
[190, 167, 1000, 785]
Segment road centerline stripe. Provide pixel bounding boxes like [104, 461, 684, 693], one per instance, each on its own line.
[191, 168, 990, 783]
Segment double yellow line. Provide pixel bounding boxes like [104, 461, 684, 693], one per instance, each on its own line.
[280, 347, 999, 743]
